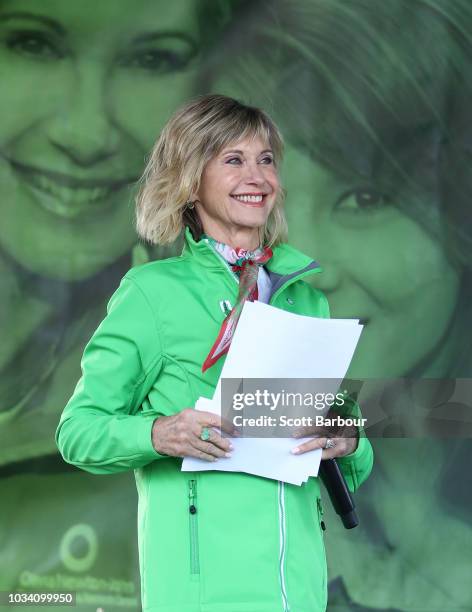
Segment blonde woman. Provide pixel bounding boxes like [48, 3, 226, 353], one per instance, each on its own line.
[56, 94, 373, 612]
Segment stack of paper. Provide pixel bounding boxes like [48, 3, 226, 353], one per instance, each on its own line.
[182, 301, 363, 485]
[184, 396, 322, 485]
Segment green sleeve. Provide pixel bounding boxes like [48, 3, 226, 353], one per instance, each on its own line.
[55, 275, 167, 474]
[335, 396, 374, 492]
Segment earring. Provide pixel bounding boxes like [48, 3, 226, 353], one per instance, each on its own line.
[186, 201, 195, 210]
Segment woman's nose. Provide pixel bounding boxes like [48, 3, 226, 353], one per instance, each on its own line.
[46, 67, 120, 167]
[242, 161, 266, 185]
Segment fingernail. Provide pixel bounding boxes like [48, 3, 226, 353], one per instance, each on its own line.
[225, 453, 232, 458]
[291, 447, 300, 454]
[229, 443, 234, 450]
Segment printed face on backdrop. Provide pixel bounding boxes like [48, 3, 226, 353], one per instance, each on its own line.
[282, 145, 461, 380]
[194, 135, 279, 245]
[0, 0, 201, 280]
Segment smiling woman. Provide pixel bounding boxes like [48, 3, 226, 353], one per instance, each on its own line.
[56, 93, 373, 612]
[0, 0, 238, 465]
[136, 95, 286, 249]
[0, 0, 206, 281]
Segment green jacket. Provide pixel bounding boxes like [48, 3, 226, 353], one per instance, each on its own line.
[56, 228, 373, 612]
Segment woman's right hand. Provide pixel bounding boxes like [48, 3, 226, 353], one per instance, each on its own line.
[151, 409, 238, 461]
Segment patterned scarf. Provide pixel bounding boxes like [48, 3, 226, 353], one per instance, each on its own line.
[202, 236, 273, 372]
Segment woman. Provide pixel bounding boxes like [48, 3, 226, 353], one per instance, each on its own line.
[56, 94, 373, 612]
[205, 1, 472, 609]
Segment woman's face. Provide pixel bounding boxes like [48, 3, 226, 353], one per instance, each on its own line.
[282, 145, 461, 379]
[195, 135, 279, 247]
[0, 0, 201, 280]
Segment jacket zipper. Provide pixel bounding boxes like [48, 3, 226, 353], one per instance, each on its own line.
[278, 481, 290, 612]
[188, 479, 200, 574]
[317, 497, 326, 532]
[273, 270, 322, 612]
[204, 239, 320, 609]
[316, 497, 327, 594]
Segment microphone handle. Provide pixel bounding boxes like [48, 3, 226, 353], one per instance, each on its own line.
[319, 458, 359, 529]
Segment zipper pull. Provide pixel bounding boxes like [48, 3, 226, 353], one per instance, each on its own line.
[317, 498, 326, 531]
[189, 479, 197, 514]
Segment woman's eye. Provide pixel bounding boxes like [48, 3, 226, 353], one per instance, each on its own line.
[260, 156, 274, 165]
[5, 30, 65, 60]
[335, 187, 391, 212]
[226, 157, 242, 165]
[118, 39, 196, 74]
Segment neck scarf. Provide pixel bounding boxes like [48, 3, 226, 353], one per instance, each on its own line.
[202, 236, 273, 372]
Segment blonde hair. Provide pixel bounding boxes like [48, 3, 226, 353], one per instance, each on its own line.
[135, 94, 288, 246]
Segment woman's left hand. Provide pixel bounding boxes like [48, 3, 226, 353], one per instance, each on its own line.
[290, 425, 359, 459]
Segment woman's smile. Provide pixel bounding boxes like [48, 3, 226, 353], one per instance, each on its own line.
[230, 192, 268, 207]
[7, 158, 137, 218]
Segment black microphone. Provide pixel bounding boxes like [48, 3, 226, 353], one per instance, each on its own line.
[319, 458, 359, 529]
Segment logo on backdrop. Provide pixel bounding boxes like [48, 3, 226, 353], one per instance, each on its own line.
[59, 523, 98, 573]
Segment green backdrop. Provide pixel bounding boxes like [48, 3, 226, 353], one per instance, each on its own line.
[1, 1, 471, 610]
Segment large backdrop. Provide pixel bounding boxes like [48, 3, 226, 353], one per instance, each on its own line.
[1, 1, 471, 610]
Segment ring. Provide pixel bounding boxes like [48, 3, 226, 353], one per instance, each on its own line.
[200, 427, 211, 442]
[324, 438, 336, 449]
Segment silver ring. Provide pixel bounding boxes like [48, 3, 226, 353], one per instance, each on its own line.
[324, 438, 336, 449]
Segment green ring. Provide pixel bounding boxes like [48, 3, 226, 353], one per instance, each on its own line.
[200, 427, 211, 441]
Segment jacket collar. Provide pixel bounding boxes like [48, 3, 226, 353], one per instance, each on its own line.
[181, 226, 321, 277]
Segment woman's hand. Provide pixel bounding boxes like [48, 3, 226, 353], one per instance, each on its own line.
[151, 409, 238, 461]
[290, 422, 359, 459]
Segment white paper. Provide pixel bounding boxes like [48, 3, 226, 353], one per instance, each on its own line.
[213, 301, 363, 405]
[183, 397, 321, 486]
[182, 301, 363, 485]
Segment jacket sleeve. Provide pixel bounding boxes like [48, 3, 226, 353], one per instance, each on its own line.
[336, 397, 374, 492]
[56, 275, 167, 474]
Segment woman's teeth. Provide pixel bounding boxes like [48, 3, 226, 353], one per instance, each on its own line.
[30, 172, 116, 206]
[10, 160, 132, 219]
[232, 194, 264, 203]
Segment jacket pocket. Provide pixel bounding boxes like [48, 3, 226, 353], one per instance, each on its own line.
[188, 479, 200, 575]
